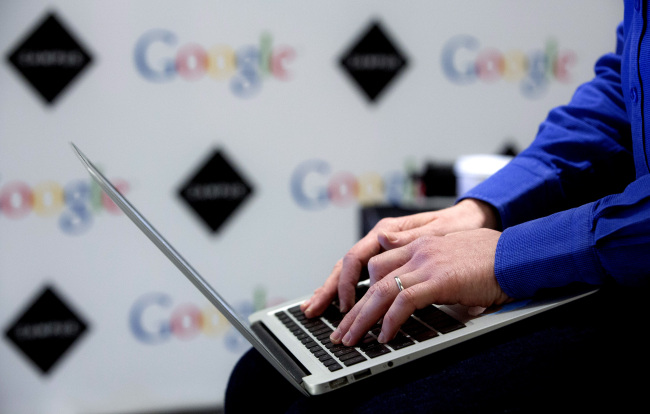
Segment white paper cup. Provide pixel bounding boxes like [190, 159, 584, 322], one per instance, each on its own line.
[454, 154, 513, 196]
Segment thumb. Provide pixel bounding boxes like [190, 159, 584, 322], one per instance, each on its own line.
[378, 228, 424, 250]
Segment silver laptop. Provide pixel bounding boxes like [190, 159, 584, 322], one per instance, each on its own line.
[71, 143, 597, 396]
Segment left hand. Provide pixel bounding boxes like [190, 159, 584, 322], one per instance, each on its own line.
[329, 228, 511, 346]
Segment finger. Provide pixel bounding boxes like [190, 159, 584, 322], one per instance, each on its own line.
[367, 246, 412, 286]
[378, 275, 436, 343]
[333, 275, 402, 346]
[387, 211, 439, 231]
[323, 213, 437, 314]
[335, 222, 397, 312]
[301, 260, 342, 317]
[329, 289, 372, 344]
[468, 306, 486, 316]
[334, 247, 418, 343]
[378, 223, 439, 251]
[337, 253, 365, 313]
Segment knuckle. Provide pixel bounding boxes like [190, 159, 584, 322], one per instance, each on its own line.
[410, 236, 429, 250]
[376, 217, 397, 230]
[397, 288, 418, 309]
[411, 248, 430, 265]
[410, 238, 438, 261]
[342, 252, 360, 268]
[417, 234, 437, 246]
[368, 281, 393, 299]
[367, 256, 381, 279]
[313, 286, 330, 297]
[382, 310, 401, 330]
[399, 216, 416, 230]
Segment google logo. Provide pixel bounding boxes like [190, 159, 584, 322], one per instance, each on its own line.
[290, 159, 425, 210]
[134, 29, 296, 98]
[441, 35, 576, 98]
[0, 177, 128, 235]
[129, 293, 232, 345]
[129, 289, 283, 352]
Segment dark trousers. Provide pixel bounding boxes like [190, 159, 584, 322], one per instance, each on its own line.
[224, 282, 648, 413]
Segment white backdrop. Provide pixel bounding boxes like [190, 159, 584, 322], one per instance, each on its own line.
[0, 1, 622, 413]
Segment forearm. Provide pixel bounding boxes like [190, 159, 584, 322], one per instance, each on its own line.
[495, 175, 650, 298]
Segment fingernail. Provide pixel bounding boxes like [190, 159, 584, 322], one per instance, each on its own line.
[377, 332, 386, 343]
[330, 329, 342, 343]
[342, 332, 352, 346]
[382, 231, 398, 243]
[303, 307, 313, 318]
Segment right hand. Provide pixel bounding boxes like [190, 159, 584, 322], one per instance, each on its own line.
[300, 198, 499, 317]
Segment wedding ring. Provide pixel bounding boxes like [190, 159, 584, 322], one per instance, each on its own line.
[394, 276, 404, 292]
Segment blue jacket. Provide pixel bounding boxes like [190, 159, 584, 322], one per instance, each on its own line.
[464, 0, 650, 298]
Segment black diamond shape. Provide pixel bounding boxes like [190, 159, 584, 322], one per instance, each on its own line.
[4, 285, 89, 375]
[178, 149, 254, 233]
[6, 12, 93, 104]
[339, 21, 409, 102]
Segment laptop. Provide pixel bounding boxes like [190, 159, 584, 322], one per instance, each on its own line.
[71, 143, 597, 396]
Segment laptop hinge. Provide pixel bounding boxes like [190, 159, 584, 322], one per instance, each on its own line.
[251, 321, 311, 387]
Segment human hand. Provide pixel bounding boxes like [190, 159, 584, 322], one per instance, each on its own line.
[329, 228, 510, 346]
[300, 199, 499, 317]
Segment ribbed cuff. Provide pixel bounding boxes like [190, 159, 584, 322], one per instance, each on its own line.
[494, 203, 604, 299]
[461, 157, 561, 229]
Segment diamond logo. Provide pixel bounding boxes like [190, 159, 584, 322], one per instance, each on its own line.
[178, 149, 254, 233]
[6, 12, 93, 104]
[4, 285, 89, 375]
[339, 21, 409, 103]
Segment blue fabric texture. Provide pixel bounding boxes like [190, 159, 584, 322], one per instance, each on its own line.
[464, 1, 650, 298]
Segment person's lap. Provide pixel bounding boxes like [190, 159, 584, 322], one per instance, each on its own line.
[224, 282, 648, 413]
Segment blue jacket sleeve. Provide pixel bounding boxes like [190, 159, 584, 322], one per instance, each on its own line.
[463, 23, 650, 298]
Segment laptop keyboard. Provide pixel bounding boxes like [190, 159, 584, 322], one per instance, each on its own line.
[274, 284, 465, 372]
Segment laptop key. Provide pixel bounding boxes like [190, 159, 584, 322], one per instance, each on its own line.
[414, 306, 465, 334]
[275, 311, 291, 323]
[314, 349, 328, 359]
[321, 356, 344, 372]
[322, 305, 344, 326]
[288, 305, 303, 315]
[300, 336, 313, 345]
[338, 349, 364, 362]
[310, 325, 332, 337]
[280, 303, 386, 371]
[411, 329, 439, 342]
[342, 354, 367, 367]
[328, 363, 343, 372]
[392, 316, 437, 343]
[387, 332, 415, 350]
[333, 346, 358, 358]
[360, 342, 391, 358]
[316, 330, 334, 341]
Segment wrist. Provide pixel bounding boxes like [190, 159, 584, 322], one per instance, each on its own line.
[458, 198, 500, 230]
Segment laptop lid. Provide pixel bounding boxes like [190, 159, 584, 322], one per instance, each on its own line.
[70, 142, 310, 396]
